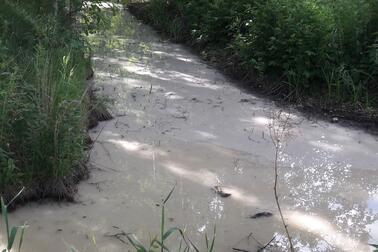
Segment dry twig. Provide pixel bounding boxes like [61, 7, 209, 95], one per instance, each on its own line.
[268, 111, 295, 252]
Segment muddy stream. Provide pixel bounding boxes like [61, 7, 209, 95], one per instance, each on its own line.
[4, 9, 378, 252]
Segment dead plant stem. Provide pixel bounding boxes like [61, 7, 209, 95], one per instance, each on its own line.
[273, 139, 294, 252]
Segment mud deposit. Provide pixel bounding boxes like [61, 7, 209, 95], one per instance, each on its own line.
[4, 9, 378, 252]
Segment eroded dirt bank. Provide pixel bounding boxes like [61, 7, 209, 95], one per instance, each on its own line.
[4, 9, 378, 252]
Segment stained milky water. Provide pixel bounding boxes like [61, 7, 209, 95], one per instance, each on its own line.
[4, 8, 378, 252]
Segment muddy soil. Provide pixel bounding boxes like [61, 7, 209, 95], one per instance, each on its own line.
[3, 9, 378, 252]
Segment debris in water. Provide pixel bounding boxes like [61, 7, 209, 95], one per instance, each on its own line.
[191, 97, 202, 103]
[239, 98, 256, 104]
[172, 114, 188, 120]
[249, 212, 273, 219]
[212, 186, 232, 198]
[332, 117, 339, 123]
[232, 248, 250, 252]
[131, 92, 137, 101]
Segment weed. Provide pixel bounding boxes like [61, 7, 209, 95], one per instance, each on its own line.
[126, 185, 216, 252]
[0, 188, 28, 252]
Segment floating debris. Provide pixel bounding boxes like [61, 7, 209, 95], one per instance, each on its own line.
[249, 212, 273, 219]
[213, 186, 232, 198]
[239, 98, 256, 104]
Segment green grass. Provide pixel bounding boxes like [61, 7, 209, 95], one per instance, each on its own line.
[0, 0, 112, 199]
[126, 186, 216, 252]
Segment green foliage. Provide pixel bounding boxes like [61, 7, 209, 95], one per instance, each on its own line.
[0, 1, 114, 193]
[0, 189, 28, 252]
[370, 244, 378, 252]
[142, 0, 378, 108]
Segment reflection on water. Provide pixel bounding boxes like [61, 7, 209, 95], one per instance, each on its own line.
[277, 141, 378, 251]
[93, 9, 378, 251]
[91, 8, 378, 252]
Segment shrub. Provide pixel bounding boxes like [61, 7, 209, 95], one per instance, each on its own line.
[141, 0, 378, 108]
[0, 0, 97, 197]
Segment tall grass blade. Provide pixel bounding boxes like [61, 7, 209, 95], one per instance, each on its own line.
[163, 184, 176, 204]
[209, 226, 216, 252]
[18, 222, 27, 252]
[1, 197, 10, 243]
[7, 187, 25, 207]
[163, 227, 181, 241]
[7, 226, 18, 250]
[125, 234, 148, 252]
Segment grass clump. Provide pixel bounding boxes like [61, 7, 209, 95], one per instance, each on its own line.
[0, 0, 113, 203]
[129, 0, 378, 118]
[127, 186, 216, 252]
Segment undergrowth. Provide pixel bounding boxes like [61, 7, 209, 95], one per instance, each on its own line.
[129, 0, 378, 116]
[0, 0, 114, 201]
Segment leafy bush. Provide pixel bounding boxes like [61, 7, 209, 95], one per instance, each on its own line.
[138, 0, 378, 108]
[0, 0, 108, 196]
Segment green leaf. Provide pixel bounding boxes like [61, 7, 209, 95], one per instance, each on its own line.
[208, 225, 216, 252]
[163, 184, 176, 204]
[126, 234, 148, 252]
[155, 240, 170, 252]
[205, 233, 209, 249]
[162, 227, 180, 241]
[7, 187, 25, 207]
[8, 226, 18, 250]
[1, 197, 9, 241]
[188, 239, 200, 252]
[18, 222, 28, 252]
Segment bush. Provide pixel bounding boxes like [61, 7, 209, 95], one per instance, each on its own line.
[0, 0, 97, 197]
[139, 0, 378, 108]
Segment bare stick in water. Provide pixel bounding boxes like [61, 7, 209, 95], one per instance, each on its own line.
[269, 111, 295, 252]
